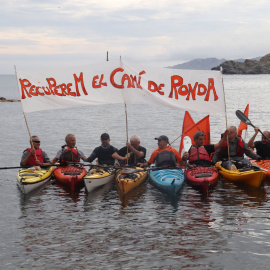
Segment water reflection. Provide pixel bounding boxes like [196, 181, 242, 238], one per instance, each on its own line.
[117, 181, 148, 208]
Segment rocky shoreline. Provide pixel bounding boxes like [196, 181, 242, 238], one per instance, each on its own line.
[0, 97, 20, 102]
[212, 53, 270, 74]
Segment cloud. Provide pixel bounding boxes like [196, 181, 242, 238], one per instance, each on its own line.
[0, 0, 270, 73]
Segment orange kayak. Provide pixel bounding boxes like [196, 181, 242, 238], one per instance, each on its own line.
[252, 160, 270, 178]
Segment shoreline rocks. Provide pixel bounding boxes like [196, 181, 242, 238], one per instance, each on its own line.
[212, 53, 270, 74]
[0, 97, 20, 102]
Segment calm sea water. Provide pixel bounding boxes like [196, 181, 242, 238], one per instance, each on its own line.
[1, 74, 270, 269]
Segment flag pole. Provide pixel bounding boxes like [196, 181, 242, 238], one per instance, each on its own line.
[14, 65, 38, 163]
[120, 56, 129, 165]
[220, 67, 231, 169]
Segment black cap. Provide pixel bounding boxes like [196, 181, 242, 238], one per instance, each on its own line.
[100, 133, 110, 140]
[155, 135, 169, 143]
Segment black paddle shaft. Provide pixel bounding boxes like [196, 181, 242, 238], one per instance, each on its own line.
[235, 110, 270, 141]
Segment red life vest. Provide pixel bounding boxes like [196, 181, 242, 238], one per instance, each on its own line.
[189, 146, 210, 162]
[220, 137, 245, 158]
[60, 146, 80, 164]
[25, 148, 44, 166]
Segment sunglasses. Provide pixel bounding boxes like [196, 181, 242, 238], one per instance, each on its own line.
[33, 141, 41, 143]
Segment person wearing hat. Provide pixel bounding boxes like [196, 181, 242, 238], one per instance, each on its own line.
[112, 134, 146, 166]
[140, 135, 182, 168]
[86, 133, 126, 166]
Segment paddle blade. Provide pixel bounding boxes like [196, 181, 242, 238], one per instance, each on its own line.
[235, 110, 252, 126]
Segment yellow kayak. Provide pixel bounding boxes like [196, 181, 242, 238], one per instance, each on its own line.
[215, 162, 266, 187]
[17, 166, 54, 194]
[83, 166, 115, 193]
[115, 167, 148, 195]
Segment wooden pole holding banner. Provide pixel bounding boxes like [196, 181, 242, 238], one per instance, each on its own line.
[14, 65, 38, 163]
[220, 67, 231, 169]
[120, 56, 129, 165]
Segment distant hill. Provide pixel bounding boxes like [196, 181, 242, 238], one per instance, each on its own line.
[169, 56, 262, 70]
[168, 58, 226, 70]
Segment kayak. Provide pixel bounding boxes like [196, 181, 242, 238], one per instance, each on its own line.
[186, 166, 219, 193]
[252, 160, 270, 178]
[53, 165, 87, 192]
[215, 162, 267, 187]
[17, 166, 54, 195]
[149, 168, 184, 196]
[115, 167, 148, 195]
[83, 166, 115, 193]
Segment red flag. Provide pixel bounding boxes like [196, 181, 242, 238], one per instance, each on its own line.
[179, 112, 195, 154]
[179, 113, 210, 154]
[238, 104, 249, 136]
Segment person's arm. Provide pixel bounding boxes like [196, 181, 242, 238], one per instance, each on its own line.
[173, 148, 182, 163]
[40, 151, 52, 166]
[211, 148, 221, 164]
[139, 151, 155, 167]
[213, 129, 229, 151]
[21, 149, 35, 166]
[50, 157, 58, 165]
[112, 152, 128, 162]
[243, 141, 261, 160]
[126, 142, 145, 158]
[85, 150, 97, 163]
[247, 127, 259, 148]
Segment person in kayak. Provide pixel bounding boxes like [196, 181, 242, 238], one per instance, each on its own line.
[112, 134, 146, 166]
[86, 133, 126, 166]
[247, 127, 270, 159]
[50, 134, 87, 165]
[21, 136, 50, 167]
[139, 135, 183, 168]
[187, 129, 229, 167]
[212, 126, 261, 169]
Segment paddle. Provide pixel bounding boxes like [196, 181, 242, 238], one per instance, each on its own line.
[120, 166, 182, 175]
[0, 164, 54, 170]
[236, 110, 270, 141]
[182, 135, 192, 180]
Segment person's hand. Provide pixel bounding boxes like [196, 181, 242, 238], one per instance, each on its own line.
[182, 152, 189, 160]
[256, 155, 262, 161]
[29, 148, 35, 155]
[254, 126, 260, 134]
[36, 160, 43, 166]
[224, 129, 229, 136]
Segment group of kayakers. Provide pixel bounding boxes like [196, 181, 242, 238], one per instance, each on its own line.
[21, 125, 270, 169]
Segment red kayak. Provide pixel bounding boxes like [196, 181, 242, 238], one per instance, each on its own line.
[53, 165, 87, 192]
[186, 166, 219, 194]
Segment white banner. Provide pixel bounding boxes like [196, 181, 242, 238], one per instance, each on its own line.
[16, 59, 226, 114]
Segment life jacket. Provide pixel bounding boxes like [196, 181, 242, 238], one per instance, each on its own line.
[189, 146, 210, 162]
[220, 137, 245, 158]
[60, 145, 80, 164]
[154, 147, 176, 167]
[25, 148, 44, 166]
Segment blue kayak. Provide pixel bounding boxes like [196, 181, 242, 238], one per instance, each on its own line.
[149, 168, 185, 196]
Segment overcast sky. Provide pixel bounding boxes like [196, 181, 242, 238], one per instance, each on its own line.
[1, 0, 270, 74]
